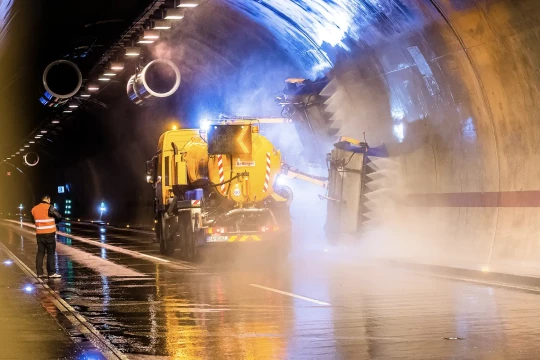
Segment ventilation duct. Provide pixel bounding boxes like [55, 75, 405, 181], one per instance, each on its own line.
[39, 60, 82, 107]
[126, 59, 181, 106]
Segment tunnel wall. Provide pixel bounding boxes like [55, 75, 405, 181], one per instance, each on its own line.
[321, 0, 540, 275]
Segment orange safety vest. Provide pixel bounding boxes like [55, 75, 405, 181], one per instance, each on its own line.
[31, 203, 56, 234]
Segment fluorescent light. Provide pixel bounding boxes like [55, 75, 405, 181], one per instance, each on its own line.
[24, 145, 29, 148]
[41, 130, 47, 134]
[103, 72, 116, 76]
[19, 148, 24, 151]
[125, 47, 141, 57]
[164, 9, 184, 19]
[87, 85, 99, 91]
[152, 20, 171, 30]
[177, 0, 200, 7]
[110, 62, 124, 70]
[138, 39, 155, 44]
[16, 152, 20, 154]
[80, 91, 91, 97]
[51, 121, 59, 124]
[143, 30, 160, 40]
[98, 77, 110, 81]
[63, 110, 73, 113]
[29, 141, 35, 143]
[68, 104, 78, 108]
[6, 157, 10, 160]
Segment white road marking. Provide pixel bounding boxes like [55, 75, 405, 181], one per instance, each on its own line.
[416, 271, 540, 293]
[56, 242, 147, 278]
[5, 220, 196, 270]
[249, 284, 331, 306]
[74, 221, 154, 235]
[4, 221, 147, 278]
[59, 232, 172, 264]
[0, 242, 128, 360]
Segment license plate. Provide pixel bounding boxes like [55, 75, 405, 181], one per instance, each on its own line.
[207, 235, 229, 243]
[236, 160, 256, 167]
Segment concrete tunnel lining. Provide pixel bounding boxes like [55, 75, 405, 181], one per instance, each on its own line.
[213, 0, 540, 275]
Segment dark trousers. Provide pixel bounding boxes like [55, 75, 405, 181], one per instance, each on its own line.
[36, 233, 56, 275]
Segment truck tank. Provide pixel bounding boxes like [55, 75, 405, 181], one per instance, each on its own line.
[183, 130, 282, 204]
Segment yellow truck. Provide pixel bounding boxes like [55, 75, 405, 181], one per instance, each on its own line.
[146, 119, 292, 259]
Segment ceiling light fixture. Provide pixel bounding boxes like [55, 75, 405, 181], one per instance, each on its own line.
[152, 20, 171, 30]
[51, 121, 59, 124]
[63, 110, 73, 113]
[80, 91, 91, 97]
[138, 39, 155, 44]
[164, 9, 185, 20]
[24, 145, 29, 148]
[68, 104, 78, 108]
[177, 0, 200, 7]
[98, 77, 111, 81]
[41, 130, 48, 134]
[103, 72, 116, 76]
[87, 85, 99, 91]
[29, 141, 35, 143]
[143, 30, 160, 40]
[110, 62, 124, 70]
[125, 47, 141, 57]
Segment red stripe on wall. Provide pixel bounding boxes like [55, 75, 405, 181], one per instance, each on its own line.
[405, 191, 540, 207]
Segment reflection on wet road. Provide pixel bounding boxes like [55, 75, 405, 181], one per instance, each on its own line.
[2, 220, 540, 359]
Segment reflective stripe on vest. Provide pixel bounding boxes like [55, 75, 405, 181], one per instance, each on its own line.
[36, 223, 55, 230]
[31, 203, 56, 234]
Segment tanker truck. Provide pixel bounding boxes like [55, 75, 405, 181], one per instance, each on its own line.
[145, 119, 292, 259]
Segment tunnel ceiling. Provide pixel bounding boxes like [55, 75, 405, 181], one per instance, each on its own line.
[4, 1, 540, 152]
[2, 0, 435, 161]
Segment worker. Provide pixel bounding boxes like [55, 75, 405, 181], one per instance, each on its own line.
[31, 195, 62, 279]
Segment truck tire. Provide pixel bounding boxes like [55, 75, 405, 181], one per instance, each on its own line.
[180, 214, 198, 261]
[158, 214, 175, 256]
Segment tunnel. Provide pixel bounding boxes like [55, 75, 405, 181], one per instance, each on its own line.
[1, 1, 540, 358]
[0, 0, 539, 274]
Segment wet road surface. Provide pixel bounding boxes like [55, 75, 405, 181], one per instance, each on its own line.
[1, 220, 540, 359]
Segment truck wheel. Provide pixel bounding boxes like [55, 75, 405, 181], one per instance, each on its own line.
[180, 215, 198, 261]
[158, 215, 175, 256]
